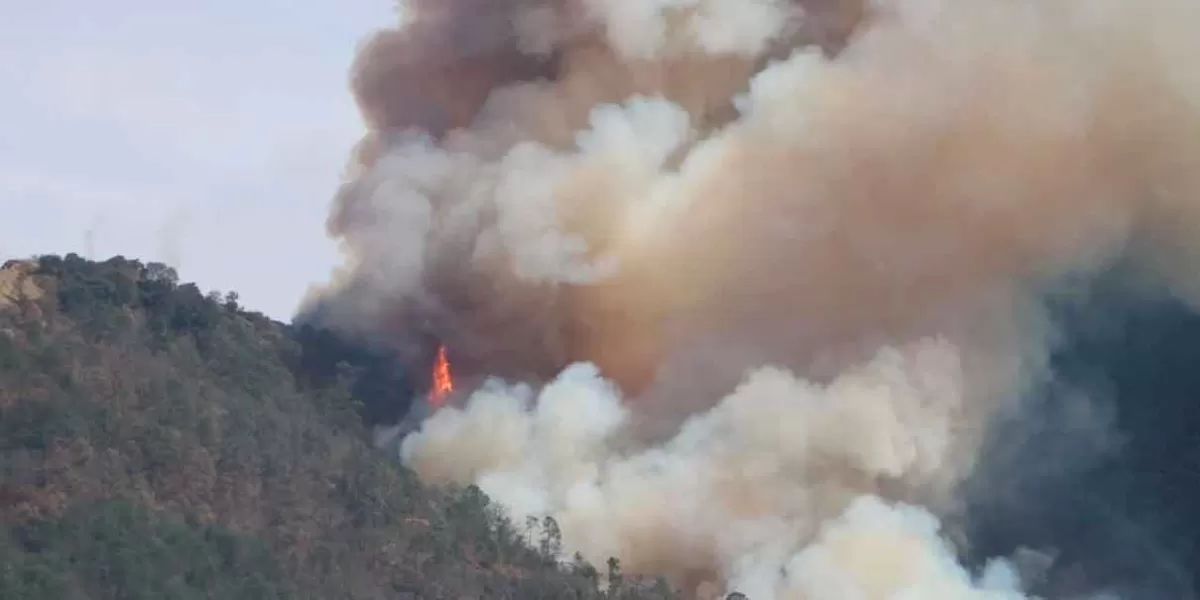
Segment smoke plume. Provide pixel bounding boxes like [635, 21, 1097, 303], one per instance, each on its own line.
[303, 0, 1200, 597]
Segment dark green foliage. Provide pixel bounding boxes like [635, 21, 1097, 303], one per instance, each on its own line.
[292, 324, 414, 425]
[1, 500, 292, 600]
[0, 255, 678, 600]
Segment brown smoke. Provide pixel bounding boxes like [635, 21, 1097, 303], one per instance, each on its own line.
[309, 0, 1200, 597]
[351, 0, 556, 140]
[322, 0, 870, 391]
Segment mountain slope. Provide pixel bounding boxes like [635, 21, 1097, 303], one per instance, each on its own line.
[0, 254, 674, 600]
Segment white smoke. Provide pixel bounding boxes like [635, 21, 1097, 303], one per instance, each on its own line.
[402, 339, 1036, 597]
[580, 0, 799, 59]
[317, 0, 1200, 596]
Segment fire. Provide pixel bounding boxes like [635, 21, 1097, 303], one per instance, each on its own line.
[428, 344, 454, 408]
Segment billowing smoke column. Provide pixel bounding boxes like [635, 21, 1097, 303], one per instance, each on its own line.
[304, 0, 1200, 597]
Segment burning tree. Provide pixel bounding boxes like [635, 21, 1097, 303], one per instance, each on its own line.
[428, 344, 453, 408]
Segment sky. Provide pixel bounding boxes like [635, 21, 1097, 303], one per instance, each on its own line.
[0, 0, 397, 320]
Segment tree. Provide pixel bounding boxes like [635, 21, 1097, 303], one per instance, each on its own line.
[607, 556, 624, 598]
[539, 516, 563, 561]
[143, 262, 178, 286]
[526, 515, 539, 546]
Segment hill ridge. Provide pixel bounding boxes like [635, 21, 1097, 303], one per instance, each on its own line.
[0, 253, 677, 600]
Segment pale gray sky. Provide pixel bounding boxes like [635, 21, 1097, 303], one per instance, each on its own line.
[0, 0, 396, 319]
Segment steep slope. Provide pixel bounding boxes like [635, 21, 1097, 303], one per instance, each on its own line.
[0, 254, 674, 600]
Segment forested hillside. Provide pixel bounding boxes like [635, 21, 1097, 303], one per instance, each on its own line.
[0, 254, 675, 599]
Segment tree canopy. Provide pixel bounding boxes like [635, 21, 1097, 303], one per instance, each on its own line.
[0, 254, 677, 600]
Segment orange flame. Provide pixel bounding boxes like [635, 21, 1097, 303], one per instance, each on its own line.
[428, 344, 453, 408]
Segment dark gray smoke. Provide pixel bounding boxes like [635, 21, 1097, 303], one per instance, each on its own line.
[961, 271, 1200, 599]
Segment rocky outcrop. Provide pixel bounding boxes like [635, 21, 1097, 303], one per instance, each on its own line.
[0, 259, 43, 310]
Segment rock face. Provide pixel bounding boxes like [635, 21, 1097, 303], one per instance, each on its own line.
[0, 260, 42, 310]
